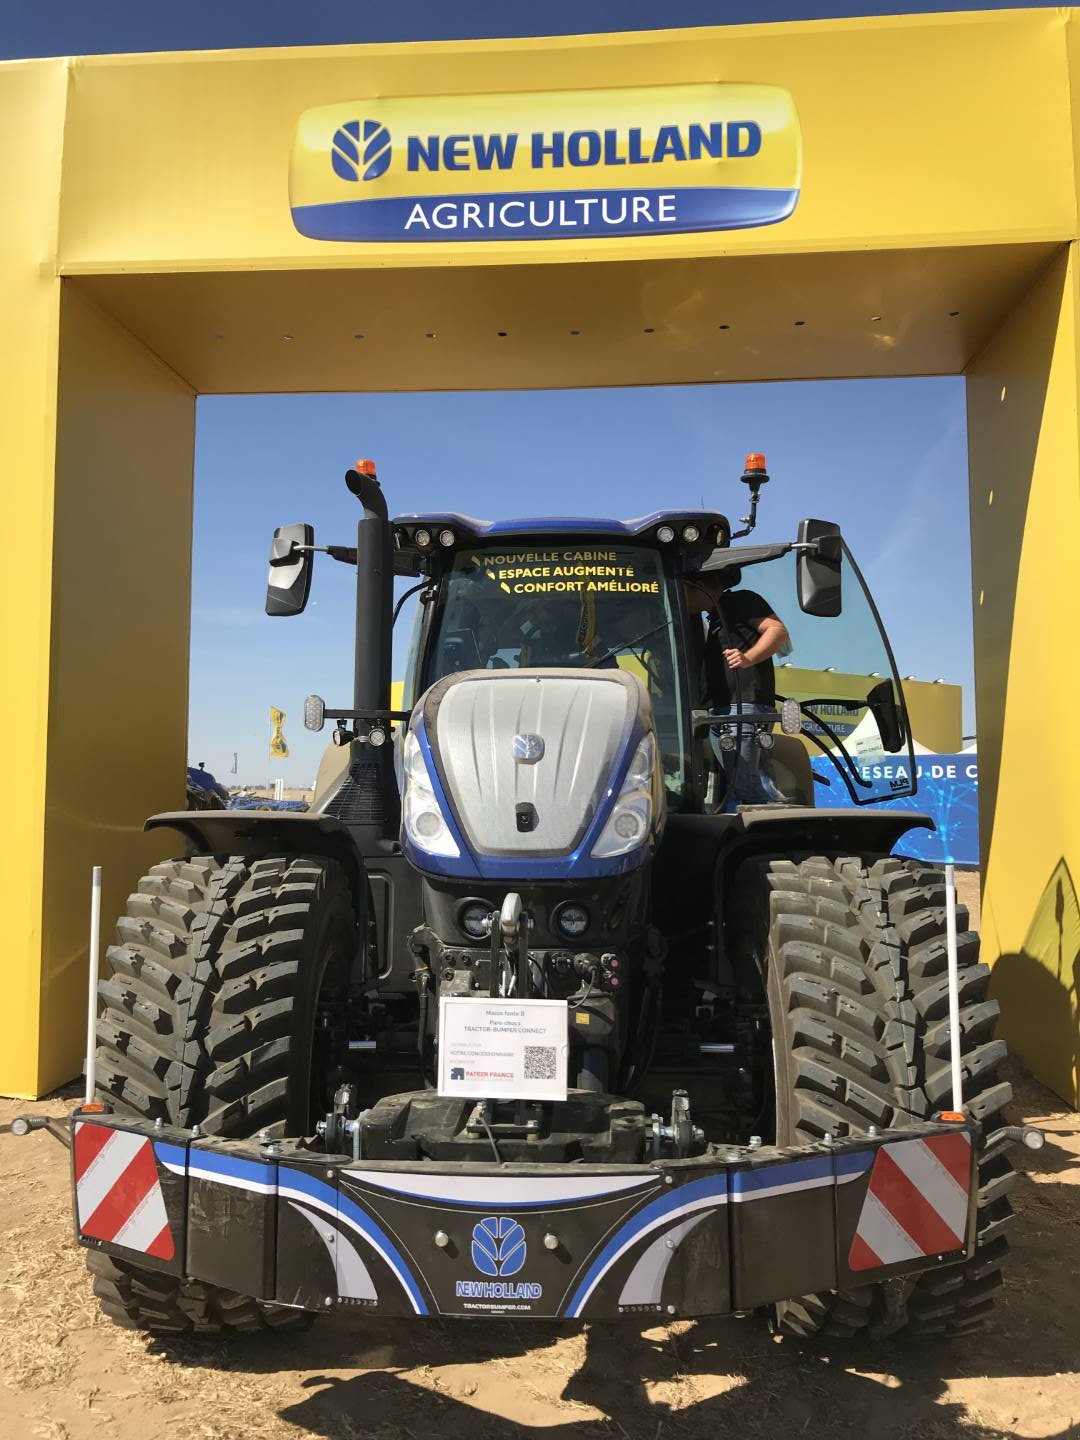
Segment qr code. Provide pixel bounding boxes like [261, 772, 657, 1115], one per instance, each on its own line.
[523, 1045, 557, 1080]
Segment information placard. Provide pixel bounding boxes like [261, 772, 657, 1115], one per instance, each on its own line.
[437, 997, 569, 1102]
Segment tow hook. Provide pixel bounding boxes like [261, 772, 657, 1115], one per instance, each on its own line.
[983, 1124, 1045, 1158]
[8, 1114, 72, 1149]
[315, 1083, 368, 1160]
[650, 1089, 706, 1159]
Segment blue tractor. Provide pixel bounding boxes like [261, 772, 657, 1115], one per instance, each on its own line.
[78, 458, 1011, 1341]
[185, 762, 229, 811]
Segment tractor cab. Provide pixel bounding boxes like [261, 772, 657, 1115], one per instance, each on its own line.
[390, 499, 914, 819]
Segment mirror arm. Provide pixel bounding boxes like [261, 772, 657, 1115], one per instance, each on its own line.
[294, 543, 357, 565]
[325, 707, 411, 723]
[690, 708, 781, 730]
[777, 693, 861, 712]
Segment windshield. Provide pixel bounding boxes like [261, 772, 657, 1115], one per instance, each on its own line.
[712, 545, 916, 805]
[423, 543, 689, 805]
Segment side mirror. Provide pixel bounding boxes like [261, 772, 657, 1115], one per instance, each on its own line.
[266, 523, 314, 616]
[867, 679, 906, 753]
[796, 518, 842, 617]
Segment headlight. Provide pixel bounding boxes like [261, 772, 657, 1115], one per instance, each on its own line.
[592, 734, 657, 859]
[402, 730, 460, 858]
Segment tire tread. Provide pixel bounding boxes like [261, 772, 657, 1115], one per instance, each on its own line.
[735, 853, 1011, 1339]
[89, 853, 352, 1334]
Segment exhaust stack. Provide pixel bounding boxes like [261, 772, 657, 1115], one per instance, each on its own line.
[346, 461, 393, 715]
[342, 461, 399, 841]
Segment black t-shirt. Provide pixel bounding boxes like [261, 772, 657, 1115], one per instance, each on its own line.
[702, 589, 777, 708]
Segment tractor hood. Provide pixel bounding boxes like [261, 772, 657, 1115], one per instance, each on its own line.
[401, 669, 664, 881]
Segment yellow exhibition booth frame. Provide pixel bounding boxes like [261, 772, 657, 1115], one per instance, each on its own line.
[2, 6, 1079, 1103]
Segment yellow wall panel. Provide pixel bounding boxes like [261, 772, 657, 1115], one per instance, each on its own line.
[967, 246, 1080, 1104]
[55, 10, 1076, 274]
[35, 285, 196, 1094]
[0, 59, 68, 1097]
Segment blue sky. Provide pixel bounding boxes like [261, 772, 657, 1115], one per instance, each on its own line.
[190, 379, 972, 786]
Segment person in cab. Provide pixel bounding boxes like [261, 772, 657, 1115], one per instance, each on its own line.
[684, 566, 790, 806]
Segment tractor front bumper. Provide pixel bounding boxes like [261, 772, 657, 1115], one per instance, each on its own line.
[69, 1111, 977, 1321]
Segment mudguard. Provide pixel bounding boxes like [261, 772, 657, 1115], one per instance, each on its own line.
[145, 809, 356, 853]
[729, 806, 933, 853]
[144, 810, 368, 918]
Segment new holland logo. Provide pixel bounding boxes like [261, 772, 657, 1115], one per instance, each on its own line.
[455, 1216, 542, 1302]
[471, 1215, 526, 1277]
[331, 121, 392, 183]
[512, 733, 545, 764]
[290, 83, 801, 243]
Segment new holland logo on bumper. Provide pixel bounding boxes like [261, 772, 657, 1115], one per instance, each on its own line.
[289, 84, 801, 242]
[456, 1216, 542, 1302]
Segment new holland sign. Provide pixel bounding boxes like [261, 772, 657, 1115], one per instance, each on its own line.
[289, 84, 801, 242]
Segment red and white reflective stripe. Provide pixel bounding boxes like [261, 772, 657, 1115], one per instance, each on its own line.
[848, 1132, 972, 1272]
[74, 1122, 174, 1261]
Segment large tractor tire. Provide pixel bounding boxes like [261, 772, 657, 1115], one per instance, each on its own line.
[734, 853, 1013, 1339]
[87, 853, 356, 1333]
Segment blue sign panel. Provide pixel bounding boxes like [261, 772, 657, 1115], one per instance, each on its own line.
[0, 4, 1053, 62]
[825, 752, 980, 865]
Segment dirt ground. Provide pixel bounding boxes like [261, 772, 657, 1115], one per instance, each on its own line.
[2, 867, 1076, 1440]
[954, 870, 981, 932]
[1, 1068, 1076, 1440]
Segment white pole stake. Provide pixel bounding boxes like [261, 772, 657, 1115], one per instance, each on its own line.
[84, 865, 103, 1107]
[944, 861, 963, 1113]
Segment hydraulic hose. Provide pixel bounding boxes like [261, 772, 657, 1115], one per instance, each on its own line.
[413, 967, 432, 1087]
[623, 978, 663, 1095]
[393, 579, 429, 627]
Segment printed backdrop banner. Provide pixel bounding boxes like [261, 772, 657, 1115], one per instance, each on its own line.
[823, 753, 979, 866]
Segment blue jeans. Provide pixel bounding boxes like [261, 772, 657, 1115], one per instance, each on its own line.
[710, 706, 784, 808]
